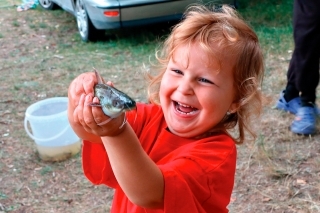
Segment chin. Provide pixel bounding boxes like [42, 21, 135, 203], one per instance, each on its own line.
[168, 126, 197, 138]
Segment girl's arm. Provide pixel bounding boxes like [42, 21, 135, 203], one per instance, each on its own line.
[102, 123, 164, 209]
[82, 95, 164, 209]
[69, 74, 164, 208]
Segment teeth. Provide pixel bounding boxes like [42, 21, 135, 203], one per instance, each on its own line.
[177, 102, 194, 108]
[177, 110, 197, 115]
[175, 101, 197, 115]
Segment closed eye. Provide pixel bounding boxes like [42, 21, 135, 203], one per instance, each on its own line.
[198, 77, 214, 84]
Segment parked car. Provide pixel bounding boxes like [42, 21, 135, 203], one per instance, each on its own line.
[39, 0, 237, 42]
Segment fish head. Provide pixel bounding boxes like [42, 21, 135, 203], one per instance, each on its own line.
[94, 84, 136, 118]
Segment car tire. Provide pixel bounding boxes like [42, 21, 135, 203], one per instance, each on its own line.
[75, 0, 105, 42]
[39, 0, 58, 10]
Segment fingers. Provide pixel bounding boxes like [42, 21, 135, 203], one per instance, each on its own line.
[69, 71, 124, 136]
[73, 94, 91, 132]
[82, 72, 96, 95]
[82, 94, 97, 128]
[68, 72, 96, 109]
[76, 72, 96, 96]
[91, 97, 109, 124]
[106, 81, 114, 87]
[73, 94, 111, 134]
[73, 93, 86, 129]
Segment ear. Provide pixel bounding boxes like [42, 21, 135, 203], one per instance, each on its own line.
[228, 102, 239, 114]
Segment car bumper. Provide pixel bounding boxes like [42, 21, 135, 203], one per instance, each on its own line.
[83, 0, 121, 29]
[83, 0, 237, 30]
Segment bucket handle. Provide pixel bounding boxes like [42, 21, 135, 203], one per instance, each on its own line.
[24, 117, 71, 142]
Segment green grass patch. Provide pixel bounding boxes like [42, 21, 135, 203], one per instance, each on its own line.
[238, 0, 293, 54]
[38, 22, 48, 28]
[12, 20, 19, 27]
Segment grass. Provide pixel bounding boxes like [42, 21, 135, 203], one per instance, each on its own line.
[1, 0, 320, 212]
[239, 0, 293, 54]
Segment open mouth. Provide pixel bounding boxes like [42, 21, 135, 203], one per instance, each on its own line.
[174, 101, 198, 115]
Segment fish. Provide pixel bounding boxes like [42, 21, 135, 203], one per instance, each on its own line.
[89, 68, 136, 118]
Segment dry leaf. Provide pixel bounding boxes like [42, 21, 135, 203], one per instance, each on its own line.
[296, 179, 307, 185]
[262, 197, 272, 202]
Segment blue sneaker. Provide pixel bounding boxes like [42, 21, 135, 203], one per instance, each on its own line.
[276, 91, 301, 114]
[276, 91, 320, 115]
[291, 106, 316, 135]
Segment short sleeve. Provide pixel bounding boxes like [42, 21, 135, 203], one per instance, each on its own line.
[125, 103, 164, 137]
[82, 140, 118, 188]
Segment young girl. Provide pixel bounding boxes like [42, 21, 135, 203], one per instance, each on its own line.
[68, 4, 264, 213]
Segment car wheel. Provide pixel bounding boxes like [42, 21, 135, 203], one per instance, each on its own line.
[75, 0, 104, 42]
[39, 0, 57, 10]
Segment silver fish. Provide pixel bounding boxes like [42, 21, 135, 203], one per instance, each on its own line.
[89, 69, 136, 118]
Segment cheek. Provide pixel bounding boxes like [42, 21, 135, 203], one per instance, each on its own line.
[200, 92, 229, 113]
[159, 82, 167, 104]
[159, 76, 171, 96]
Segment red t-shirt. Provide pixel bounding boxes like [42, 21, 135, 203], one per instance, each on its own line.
[82, 103, 237, 213]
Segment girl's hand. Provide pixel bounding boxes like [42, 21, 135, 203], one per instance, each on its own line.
[68, 72, 96, 108]
[74, 93, 127, 137]
[68, 72, 126, 138]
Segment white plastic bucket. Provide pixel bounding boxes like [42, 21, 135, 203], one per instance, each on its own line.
[24, 97, 81, 162]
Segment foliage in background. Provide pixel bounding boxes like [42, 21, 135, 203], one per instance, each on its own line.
[238, 0, 294, 54]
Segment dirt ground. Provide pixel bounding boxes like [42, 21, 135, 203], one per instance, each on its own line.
[1, 2, 320, 213]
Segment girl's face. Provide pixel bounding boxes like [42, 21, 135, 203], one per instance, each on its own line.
[159, 43, 237, 138]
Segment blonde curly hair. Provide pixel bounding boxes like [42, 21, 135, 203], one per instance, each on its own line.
[147, 4, 264, 144]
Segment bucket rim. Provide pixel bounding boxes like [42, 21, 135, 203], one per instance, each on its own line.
[25, 97, 68, 119]
[24, 97, 80, 143]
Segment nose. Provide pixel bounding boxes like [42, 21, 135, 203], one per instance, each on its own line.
[177, 77, 194, 95]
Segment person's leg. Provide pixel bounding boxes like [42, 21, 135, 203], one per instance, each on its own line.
[276, 0, 302, 114]
[291, 0, 320, 105]
[289, 0, 320, 134]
